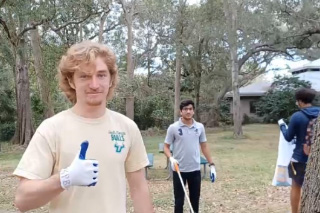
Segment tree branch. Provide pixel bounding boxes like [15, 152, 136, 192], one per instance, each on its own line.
[18, 18, 51, 38]
[0, 0, 7, 8]
[239, 46, 292, 69]
[89, 22, 121, 40]
[0, 16, 13, 45]
[50, 11, 102, 32]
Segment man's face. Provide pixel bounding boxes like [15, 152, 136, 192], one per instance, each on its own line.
[180, 104, 194, 120]
[71, 57, 111, 107]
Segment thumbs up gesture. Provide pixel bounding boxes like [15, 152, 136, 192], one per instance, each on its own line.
[60, 141, 99, 189]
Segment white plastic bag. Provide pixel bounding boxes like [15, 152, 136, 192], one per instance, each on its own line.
[272, 130, 295, 186]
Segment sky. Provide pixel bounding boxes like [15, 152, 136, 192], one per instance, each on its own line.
[188, 0, 200, 5]
[262, 57, 309, 81]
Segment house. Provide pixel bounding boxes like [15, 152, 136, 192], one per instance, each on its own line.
[226, 58, 320, 120]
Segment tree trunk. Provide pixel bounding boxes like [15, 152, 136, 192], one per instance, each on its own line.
[147, 51, 151, 87]
[174, 0, 185, 122]
[174, 43, 182, 122]
[224, 0, 243, 137]
[194, 38, 204, 122]
[231, 52, 242, 137]
[79, 22, 83, 41]
[207, 85, 231, 127]
[98, 12, 108, 43]
[301, 116, 320, 212]
[30, 28, 55, 118]
[194, 72, 201, 122]
[14, 41, 34, 146]
[123, 2, 135, 120]
[208, 105, 220, 127]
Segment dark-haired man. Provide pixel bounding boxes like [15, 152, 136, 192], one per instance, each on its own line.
[164, 99, 216, 213]
[278, 88, 320, 213]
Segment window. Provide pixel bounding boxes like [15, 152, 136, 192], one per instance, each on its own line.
[250, 101, 257, 114]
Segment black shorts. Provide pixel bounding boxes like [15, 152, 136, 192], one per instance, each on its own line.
[288, 162, 307, 186]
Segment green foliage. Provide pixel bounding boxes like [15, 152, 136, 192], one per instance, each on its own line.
[134, 95, 173, 130]
[313, 93, 320, 106]
[255, 76, 311, 123]
[0, 123, 15, 142]
[31, 93, 45, 127]
[0, 64, 16, 141]
[131, 73, 174, 130]
[242, 114, 251, 125]
[219, 99, 232, 125]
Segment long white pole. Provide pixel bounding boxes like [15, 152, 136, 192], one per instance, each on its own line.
[174, 163, 195, 213]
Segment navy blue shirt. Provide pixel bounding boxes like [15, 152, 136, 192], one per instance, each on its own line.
[280, 106, 320, 163]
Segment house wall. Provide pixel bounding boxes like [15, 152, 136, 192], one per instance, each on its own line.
[229, 96, 261, 121]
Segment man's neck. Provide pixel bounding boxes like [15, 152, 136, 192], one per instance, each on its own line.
[72, 104, 106, 119]
[181, 117, 193, 127]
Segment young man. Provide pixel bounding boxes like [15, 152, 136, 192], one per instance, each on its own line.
[164, 99, 216, 213]
[13, 41, 153, 213]
[278, 88, 320, 213]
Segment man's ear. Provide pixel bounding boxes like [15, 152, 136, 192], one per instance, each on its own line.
[68, 77, 76, 89]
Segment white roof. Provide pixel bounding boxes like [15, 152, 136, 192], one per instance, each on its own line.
[295, 71, 320, 91]
[289, 58, 320, 73]
[226, 71, 320, 98]
[225, 81, 272, 97]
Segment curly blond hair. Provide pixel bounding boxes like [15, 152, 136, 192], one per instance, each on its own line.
[58, 41, 118, 104]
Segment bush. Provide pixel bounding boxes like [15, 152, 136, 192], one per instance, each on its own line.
[0, 122, 15, 141]
[219, 99, 232, 125]
[255, 76, 311, 123]
[242, 114, 250, 125]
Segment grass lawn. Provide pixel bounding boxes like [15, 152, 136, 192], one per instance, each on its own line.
[0, 124, 291, 212]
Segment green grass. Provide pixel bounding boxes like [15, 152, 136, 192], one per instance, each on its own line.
[0, 143, 23, 172]
[0, 124, 291, 213]
[144, 124, 279, 186]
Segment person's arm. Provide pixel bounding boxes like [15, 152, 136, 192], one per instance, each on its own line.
[14, 141, 98, 212]
[164, 125, 174, 158]
[279, 115, 298, 142]
[200, 142, 214, 165]
[164, 143, 172, 158]
[15, 175, 64, 212]
[127, 169, 154, 213]
[199, 124, 213, 164]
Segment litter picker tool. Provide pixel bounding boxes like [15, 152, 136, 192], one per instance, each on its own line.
[174, 163, 194, 213]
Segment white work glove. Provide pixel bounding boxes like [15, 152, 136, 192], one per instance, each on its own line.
[60, 141, 99, 189]
[169, 157, 179, 171]
[210, 165, 217, 183]
[278, 119, 285, 126]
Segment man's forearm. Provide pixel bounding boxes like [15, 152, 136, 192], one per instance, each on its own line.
[201, 143, 214, 164]
[127, 169, 154, 213]
[15, 173, 64, 212]
[164, 144, 172, 158]
[280, 124, 293, 142]
[130, 179, 154, 213]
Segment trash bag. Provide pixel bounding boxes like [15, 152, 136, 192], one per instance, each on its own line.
[272, 130, 295, 186]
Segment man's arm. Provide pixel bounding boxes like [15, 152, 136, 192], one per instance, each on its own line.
[200, 142, 214, 165]
[164, 143, 172, 158]
[279, 115, 298, 142]
[164, 125, 174, 158]
[14, 141, 98, 212]
[14, 174, 64, 212]
[127, 169, 154, 213]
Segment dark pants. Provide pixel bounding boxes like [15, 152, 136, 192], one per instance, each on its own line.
[288, 161, 307, 186]
[173, 170, 201, 213]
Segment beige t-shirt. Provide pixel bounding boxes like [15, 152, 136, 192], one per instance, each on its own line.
[13, 109, 149, 213]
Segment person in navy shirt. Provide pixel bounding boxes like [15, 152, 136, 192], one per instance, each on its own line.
[278, 88, 320, 213]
